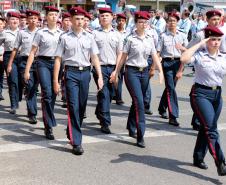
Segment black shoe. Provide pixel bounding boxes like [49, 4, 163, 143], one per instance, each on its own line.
[0, 94, 4, 101]
[159, 111, 168, 119]
[137, 138, 145, 148]
[145, 109, 153, 115]
[193, 160, 208, 170]
[72, 145, 84, 155]
[29, 116, 37, 124]
[217, 162, 226, 176]
[101, 125, 111, 134]
[128, 131, 137, 139]
[116, 100, 124, 105]
[169, 118, 180, 127]
[44, 128, 55, 140]
[192, 124, 200, 131]
[9, 109, 16, 114]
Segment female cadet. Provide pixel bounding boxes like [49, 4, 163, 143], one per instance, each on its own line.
[0, 12, 21, 114]
[111, 11, 164, 148]
[180, 26, 226, 176]
[24, 6, 62, 140]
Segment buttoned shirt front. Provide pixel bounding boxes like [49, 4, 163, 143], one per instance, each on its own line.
[177, 18, 192, 36]
[14, 27, 38, 56]
[152, 17, 166, 36]
[0, 28, 19, 51]
[55, 29, 99, 67]
[123, 31, 156, 68]
[191, 48, 226, 87]
[32, 27, 63, 56]
[157, 30, 188, 58]
[93, 27, 123, 65]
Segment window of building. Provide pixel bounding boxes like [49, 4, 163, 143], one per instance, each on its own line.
[140, 6, 152, 11]
[165, 4, 180, 12]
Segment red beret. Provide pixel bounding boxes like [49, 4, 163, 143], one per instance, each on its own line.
[20, 14, 27, 19]
[84, 11, 92, 20]
[168, 12, 180, 21]
[62, 12, 71, 19]
[206, 10, 221, 19]
[98, 8, 112, 14]
[7, 12, 20, 18]
[69, 7, 86, 16]
[117, 13, 126, 20]
[134, 11, 149, 20]
[44, 6, 59, 13]
[26, 10, 40, 17]
[204, 26, 224, 38]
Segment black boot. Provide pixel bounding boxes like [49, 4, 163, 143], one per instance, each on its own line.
[217, 162, 226, 176]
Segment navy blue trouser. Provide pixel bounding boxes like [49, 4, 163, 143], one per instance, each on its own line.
[0, 61, 4, 95]
[65, 67, 91, 146]
[20, 57, 38, 116]
[124, 66, 149, 141]
[190, 84, 225, 166]
[36, 59, 56, 128]
[158, 59, 180, 119]
[3, 52, 23, 109]
[144, 57, 153, 110]
[93, 65, 115, 127]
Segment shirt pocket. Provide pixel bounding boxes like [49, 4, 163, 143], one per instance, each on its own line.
[82, 41, 91, 59]
[110, 37, 118, 49]
[65, 42, 75, 56]
[130, 42, 139, 55]
[96, 39, 104, 48]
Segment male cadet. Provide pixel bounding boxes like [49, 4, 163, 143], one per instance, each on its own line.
[92, 8, 123, 134]
[83, 11, 92, 32]
[7, 10, 40, 124]
[113, 13, 127, 105]
[177, 9, 191, 38]
[61, 12, 71, 32]
[0, 17, 5, 101]
[151, 10, 166, 36]
[19, 13, 27, 29]
[53, 7, 103, 155]
[157, 12, 188, 126]
[187, 10, 222, 130]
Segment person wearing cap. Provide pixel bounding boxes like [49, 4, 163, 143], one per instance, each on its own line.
[180, 26, 226, 176]
[112, 13, 127, 105]
[61, 12, 71, 32]
[83, 11, 92, 33]
[187, 9, 222, 130]
[53, 7, 103, 155]
[0, 12, 21, 114]
[92, 7, 123, 134]
[24, 6, 62, 140]
[151, 10, 166, 36]
[7, 10, 40, 123]
[157, 12, 188, 126]
[110, 11, 163, 148]
[177, 9, 192, 37]
[0, 17, 5, 101]
[19, 13, 27, 29]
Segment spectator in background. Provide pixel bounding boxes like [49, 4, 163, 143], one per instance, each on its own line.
[151, 10, 166, 36]
[190, 13, 207, 38]
[177, 8, 192, 37]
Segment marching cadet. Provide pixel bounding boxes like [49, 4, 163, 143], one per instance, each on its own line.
[0, 12, 21, 114]
[177, 9, 191, 38]
[113, 13, 128, 105]
[83, 11, 92, 32]
[53, 7, 103, 155]
[187, 9, 222, 130]
[181, 26, 226, 176]
[111, 11, 163, 148]
[19, 13, 27, 29]
[92, 7, 123, 134]
[7, 10, 40, 124]
[61, 12, 71, 32]
[24, 6, 62, 140]
[157, 12, 188, 126]
[0, 17, 5, 101]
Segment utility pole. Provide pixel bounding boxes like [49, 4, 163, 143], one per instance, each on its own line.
[156, 0, 159, 10]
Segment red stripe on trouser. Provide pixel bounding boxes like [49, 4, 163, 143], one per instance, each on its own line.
[124, 69, 140, 137]
[64, 74, 74, 146]
[191, 86, 218, 164]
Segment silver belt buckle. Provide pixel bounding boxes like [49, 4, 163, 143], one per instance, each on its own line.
[79, 66, 84, 71]
[212, 86, 217, 90]
[51, 56, 54, 60]
[139, 67, 144, 72]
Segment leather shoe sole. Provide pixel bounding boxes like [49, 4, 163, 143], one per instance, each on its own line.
[72, 145, 84, 155]
[137, 139, 146, 148]
[44, 129, 55, 140]
[169, 119, 180, 127]
[193, 161, 208, 170]
[101, 126, 111, 134]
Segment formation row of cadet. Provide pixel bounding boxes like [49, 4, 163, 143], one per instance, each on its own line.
[1, 5, 226, 176]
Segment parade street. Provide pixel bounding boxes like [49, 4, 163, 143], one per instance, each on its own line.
[1, 67, 226, 185]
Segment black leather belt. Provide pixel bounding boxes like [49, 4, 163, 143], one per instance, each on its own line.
[195, 83, 221, 90]
[126, 65, 148, 72]
[38, 56, 55, 60]
[4, 51, 12, 55]
[163, 57, 180, 61]
[21, 56, 28, 60]
[101, 64, 116, 67]
[65, 65, 91, 71]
